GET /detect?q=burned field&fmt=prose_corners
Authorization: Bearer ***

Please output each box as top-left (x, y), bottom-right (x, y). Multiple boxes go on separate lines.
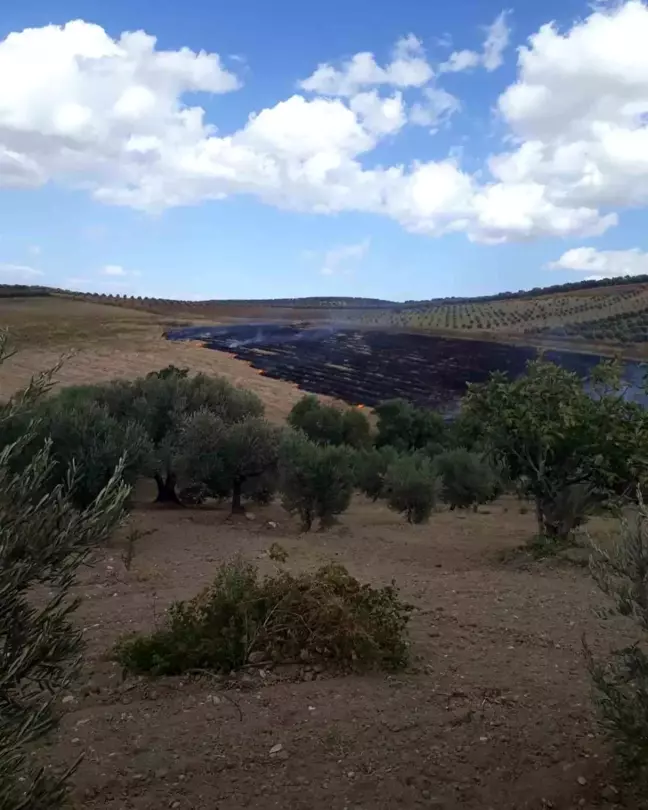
top-left (165, 323), bottom-right (616, 410)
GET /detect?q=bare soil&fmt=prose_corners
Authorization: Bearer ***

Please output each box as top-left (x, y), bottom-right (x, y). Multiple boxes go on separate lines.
top-left (46, 496), bottom-right (641, 810)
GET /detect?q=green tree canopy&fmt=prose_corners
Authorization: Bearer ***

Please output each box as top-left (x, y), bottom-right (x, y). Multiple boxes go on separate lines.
top-left (462, 358), bottom-right (648, 541)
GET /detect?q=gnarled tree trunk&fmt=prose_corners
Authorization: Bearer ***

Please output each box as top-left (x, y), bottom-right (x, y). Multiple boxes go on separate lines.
top-left (154, 471), bottom-right (184, 506)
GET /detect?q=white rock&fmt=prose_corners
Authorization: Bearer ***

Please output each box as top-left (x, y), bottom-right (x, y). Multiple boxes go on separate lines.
top-left (269, 743), bottom-right (283, 755)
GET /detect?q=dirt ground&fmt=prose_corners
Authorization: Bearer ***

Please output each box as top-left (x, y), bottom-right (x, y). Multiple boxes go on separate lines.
top-left (44, 495), bottom-right (641, 810)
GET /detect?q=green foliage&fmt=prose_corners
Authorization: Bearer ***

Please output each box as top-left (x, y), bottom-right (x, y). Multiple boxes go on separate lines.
top-left (383, 454), bottom-right (440, 524)
top-left (37, 397), bottom-right (153, 509)
top-left (585, 494), bottom-right (648, 784)
top-left (55, 370), bottom-right (265, 503)
top-left (433, 448), bottom-right (500, 510)
top-left (115, 557), bottom-right (412, 676)
top-left (0, 332), bottom-right (129, 810)
top-left (375, 399), bottom-right (446, 453)
top-left (175, 410), bottom-right (281, 512)
top-left (463, 359), bottom-right (648, 543)
top-left (279, 432), bottom-right (354, 530)
top-left (341, 407), bottom-right (372, 448)
top-left (445, 409), bottom-right (488, 452)
top-left (354, 446), bottom-right (400, 501)
top-left (288, 395), bottom-right (371, 448)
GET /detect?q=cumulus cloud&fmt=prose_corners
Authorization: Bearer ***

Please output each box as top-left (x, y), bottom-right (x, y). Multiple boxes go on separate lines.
top-left (409, 87), bottom-right (461, 131)
top-left (492, 0), bottom-right (648, 218)
top-left (299, 35), bottom-right (433, 97)
top-left (549, 247), bottom-right (648, 279)
top-left (440, 11), bottom-right (511, 73)
top-left (0, 6), bottom-right (647, 245)
top-left (321, 239), bottom-right (370, 275)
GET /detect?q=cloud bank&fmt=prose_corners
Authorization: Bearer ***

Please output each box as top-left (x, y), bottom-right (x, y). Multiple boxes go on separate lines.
top-left (0, 2), bottom-right (647, 246)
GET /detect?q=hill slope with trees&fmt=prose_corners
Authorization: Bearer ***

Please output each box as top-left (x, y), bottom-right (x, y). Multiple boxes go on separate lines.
top-left (5, 274), bottom-right (648, 351)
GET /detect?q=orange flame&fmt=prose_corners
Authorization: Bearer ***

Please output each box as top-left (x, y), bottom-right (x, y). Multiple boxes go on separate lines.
top-left (356, 404), bottom-right (365, 409)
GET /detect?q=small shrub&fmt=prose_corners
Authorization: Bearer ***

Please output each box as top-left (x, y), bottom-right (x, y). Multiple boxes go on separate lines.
top-left (115, 557), bottom-right (412, 675)
top-left (433, 448), bottom-right (500, 510)
top-left (279, 432), bottom-right (354, 530)
top-left (384, 454), bottom-right (440, 524)
top-left (146, 365), bottom-right (189, 380)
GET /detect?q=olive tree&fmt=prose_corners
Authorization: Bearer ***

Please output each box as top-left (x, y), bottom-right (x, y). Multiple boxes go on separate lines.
top-left (279, 431), bottom-right (355, 530)
top-left (56, 370), bottom-right (265, 504)
top-left (288, 395), bottom-right (371, 449)
top-left (383, 454), bottom-right (441, 524)
top-left (354, 446), bottom-right (400, 501)
top-left (462, 359), bottom-right (648, 543)
top-left (0, 333), bottom-right (128, 810)
top-left (375, 399), bottom-right (446, 453)
top-left (433, 448), bottom-right (501, 511)
top-left (37, 397), bottom-right (153, 509)
top-left (175, 410), bottom-right (282, 513)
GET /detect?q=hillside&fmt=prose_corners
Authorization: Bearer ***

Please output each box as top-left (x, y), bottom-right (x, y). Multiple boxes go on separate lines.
top-left (5, 274), bottom-right (648, 354)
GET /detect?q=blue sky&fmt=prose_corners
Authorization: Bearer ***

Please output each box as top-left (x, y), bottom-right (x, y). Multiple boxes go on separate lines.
top-left (0, 0), bottom-right (647, 301)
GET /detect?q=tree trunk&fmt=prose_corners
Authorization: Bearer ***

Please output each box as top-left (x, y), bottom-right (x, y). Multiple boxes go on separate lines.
top-left (535, 497), bottom-right (545, 537)
top-left (301, 508), bottom-right (313, 532)
top-left (154, 472), bottom-right (184, 506)
top-left (231, 478), bottom-right (245, 514)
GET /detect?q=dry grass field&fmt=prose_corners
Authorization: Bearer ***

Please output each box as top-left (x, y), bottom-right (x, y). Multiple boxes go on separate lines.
top-left (0, 296), bottom-right (325, 422)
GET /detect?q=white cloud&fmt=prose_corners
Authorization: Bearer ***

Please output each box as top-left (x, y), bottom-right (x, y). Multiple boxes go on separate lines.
top-left (440, 11), bottom-right (511, 73)
top-left (349, 91), bottom-right (407, 137)
top-left (409, 87), bottom-right (461, 131)
top-left (0, 263), bottom-right (43, 281)
top-left (321, 239), bottom-right (370, 275)
top-left (549, 247), bottom-right (648, 279)
top-left (0, 19), bottom-right (240, 191)
top-left (101, 264), bottom-right (127, 276)
top-left (299, 35), bottom-right (433, 97)
top-left (0, 6), bottom-right (647, 245)
top-left (491, 0), bottom-right (648, 220)
top-left (440, 50), bottom-right (481, 73)
top-left (482, 11), bottom-right (511, 71)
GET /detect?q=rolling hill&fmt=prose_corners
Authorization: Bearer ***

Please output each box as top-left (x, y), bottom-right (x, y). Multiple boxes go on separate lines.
top-left (4, 274), bottom-right (648, 354)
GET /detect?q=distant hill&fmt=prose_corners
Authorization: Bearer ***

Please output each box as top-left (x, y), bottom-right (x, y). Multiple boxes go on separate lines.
top-left (5, 274), bottom-right (648, 349)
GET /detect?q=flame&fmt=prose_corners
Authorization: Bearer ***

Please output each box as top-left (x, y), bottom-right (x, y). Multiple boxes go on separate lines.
top-left (356, 404), bottom-right (365, 409)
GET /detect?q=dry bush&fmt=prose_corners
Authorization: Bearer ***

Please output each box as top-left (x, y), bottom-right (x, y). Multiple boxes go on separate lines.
top-left (115, 557), bottom-right (412, 676)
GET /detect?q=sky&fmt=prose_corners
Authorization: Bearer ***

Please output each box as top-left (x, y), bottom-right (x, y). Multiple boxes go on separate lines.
top-left (0, 0), bottom-right (647, 301)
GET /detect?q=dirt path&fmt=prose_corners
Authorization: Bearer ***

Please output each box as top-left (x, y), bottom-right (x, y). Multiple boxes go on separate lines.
top-left (45, 497), bottom-right (638, 810)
